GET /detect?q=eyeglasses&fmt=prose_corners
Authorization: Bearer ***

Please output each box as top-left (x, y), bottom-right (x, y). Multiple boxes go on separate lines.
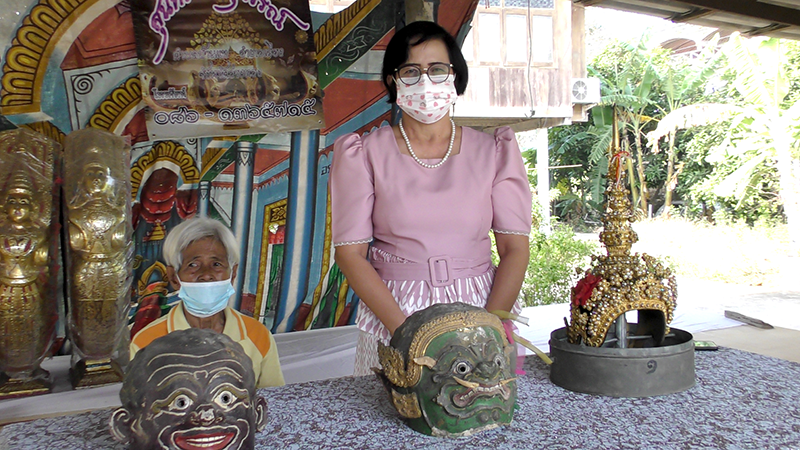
top-left (394, 62), bottom-right (454, 86)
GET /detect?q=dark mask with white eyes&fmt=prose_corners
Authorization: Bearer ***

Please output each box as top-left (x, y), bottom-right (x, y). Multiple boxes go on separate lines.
top-left (377, 303), bottom-right (517, 437)
top-left (110, 328), bottom-right (268, 449)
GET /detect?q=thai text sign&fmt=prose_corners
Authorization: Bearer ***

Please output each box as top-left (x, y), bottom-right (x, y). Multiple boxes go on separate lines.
top-left (131, 0), bottom-right (324, 139)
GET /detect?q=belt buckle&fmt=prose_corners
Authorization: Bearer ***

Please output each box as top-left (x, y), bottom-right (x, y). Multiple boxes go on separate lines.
top-left (428, 255), bottom-right (453, 287)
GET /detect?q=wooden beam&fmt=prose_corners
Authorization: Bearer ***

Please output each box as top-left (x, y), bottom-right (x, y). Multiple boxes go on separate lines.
top-left (672, 0), bottom-right (800, 28)
top-left (574, 0), bottom-right (607, 6)
top-left (744, 22), bottom-right (790, 36)
top-left (669, 6), bottom-right (713, 22)
top-left (725, 310), bottom-right (774, 329)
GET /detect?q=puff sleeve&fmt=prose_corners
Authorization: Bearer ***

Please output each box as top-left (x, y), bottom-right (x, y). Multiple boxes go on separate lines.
top-left (330, 133), bottom-right (375, 246)
top-left (491, 127), bottom-right (533, 236)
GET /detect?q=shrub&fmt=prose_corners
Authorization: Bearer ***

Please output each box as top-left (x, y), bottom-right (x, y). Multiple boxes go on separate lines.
top-left (496, 223), bottom-right (599, 307)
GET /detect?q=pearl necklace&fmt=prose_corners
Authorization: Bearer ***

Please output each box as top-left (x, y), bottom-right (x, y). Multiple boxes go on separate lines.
top-left (399, 118), bottom-right (455, 169)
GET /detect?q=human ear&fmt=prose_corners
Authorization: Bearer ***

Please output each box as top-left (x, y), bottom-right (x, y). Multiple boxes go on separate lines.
top-left (166, 266), bottom-right (180, 290)
top-left (109, 408), bottom-right (134, 444)
top-left (254, 396), bottom-right (268, 431)
top-left (230, 264), bottom-right (239, 284)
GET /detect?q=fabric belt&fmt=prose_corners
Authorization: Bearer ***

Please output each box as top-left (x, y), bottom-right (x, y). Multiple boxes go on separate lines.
top-left (371, 255), bottom-right (492, 287)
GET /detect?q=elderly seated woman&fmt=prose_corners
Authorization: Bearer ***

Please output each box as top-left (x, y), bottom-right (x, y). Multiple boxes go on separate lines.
top-left (130, 217), bottom-right (285, 387)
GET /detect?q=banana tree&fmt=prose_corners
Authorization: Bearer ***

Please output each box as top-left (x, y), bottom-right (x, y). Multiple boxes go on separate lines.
top-left (590, 39), bottom-right (661, 214)
top-left (546, 125), bottom-right (610, 215)
top-left (647, 34), bottom-right (800, 254)
top-left (651, 36), bottom-right (723, 214)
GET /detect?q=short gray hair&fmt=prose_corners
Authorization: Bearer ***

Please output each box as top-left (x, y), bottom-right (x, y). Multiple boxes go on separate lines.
top-left (162, 217), bottom-right (239, 269)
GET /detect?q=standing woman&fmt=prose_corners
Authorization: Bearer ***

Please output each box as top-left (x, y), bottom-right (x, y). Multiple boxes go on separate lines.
top-left (330, 21), bottom-right (532, 376)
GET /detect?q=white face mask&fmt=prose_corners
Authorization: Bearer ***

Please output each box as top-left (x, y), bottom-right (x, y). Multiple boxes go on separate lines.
top-left (178, 276), bottom-right (235, 318)
top-left (395, 75), bottom-right (457, 124)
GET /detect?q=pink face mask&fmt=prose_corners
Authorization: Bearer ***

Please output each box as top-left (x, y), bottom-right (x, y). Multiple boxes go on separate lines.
top-left (396, 75), bottom-right (457, 124)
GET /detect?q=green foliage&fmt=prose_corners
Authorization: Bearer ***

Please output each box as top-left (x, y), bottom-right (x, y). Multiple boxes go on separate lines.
top-left (643, 151), bottom-right (668, 185)
top-left (723, 36), bottom-right (789, 107)
top-left (671, 35), bottom-right (800, 225)
top-left (674, 125), bottom-right (720, 216)
top-left (548, 31), bottom-right (800, 228)
top-left (519, 224), bottom-right (599, 307)
top-left (490, 205), bottom-right (599, 307)
top-left (537, 123), bottom-right (606, 229)
top-left (544, 38), bottom-right (683, 223)
top-left (782, 39), bottom-right (800, 108)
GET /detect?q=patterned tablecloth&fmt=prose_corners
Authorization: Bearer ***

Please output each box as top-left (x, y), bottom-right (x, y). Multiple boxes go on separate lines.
top-left (1, 347), bottom-right (799, 449)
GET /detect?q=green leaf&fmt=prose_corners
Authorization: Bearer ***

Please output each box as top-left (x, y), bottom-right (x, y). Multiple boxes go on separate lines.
top-left (714, 152), bottom-right (768, 198)
top-left (592, 105), bottom-right (614, 127)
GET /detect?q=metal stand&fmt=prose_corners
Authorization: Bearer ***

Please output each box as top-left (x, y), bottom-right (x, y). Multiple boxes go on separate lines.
top-left (549, 326), bottom-right (696, 397)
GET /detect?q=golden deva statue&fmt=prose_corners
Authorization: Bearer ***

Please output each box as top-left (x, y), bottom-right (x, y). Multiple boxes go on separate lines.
top-left (0, 128), bottom-right (59, 399)
top-left (64, 128), bottom-right (133, 388)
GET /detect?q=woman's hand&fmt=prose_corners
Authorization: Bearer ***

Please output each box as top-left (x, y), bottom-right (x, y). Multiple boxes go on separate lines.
top-left (333, 243), bottom-right (406, 335)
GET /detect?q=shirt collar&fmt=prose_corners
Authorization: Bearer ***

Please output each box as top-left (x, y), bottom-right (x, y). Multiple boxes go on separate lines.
top-left (169, 302), bottom-right (245, 340)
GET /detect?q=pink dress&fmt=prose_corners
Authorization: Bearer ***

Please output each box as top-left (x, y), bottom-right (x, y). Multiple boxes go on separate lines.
top-left (330, 125), bottom-right (532, 371)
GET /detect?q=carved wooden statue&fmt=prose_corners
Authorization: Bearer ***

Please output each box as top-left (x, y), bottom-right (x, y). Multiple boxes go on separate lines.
top-left (64, 128), bottom-right (133, 388)
top-left (0, 128), bottom-right (59, 399)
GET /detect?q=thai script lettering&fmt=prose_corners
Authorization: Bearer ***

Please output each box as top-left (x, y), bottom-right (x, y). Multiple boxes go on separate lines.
top-left (198, 65), bottom-right (263, 80)
top-left (173, 45), bottom-right (284, 62)
top-left (151, 86), bottom-right (188, 101)
top-left (217, 98), bottom-right (317, 122)
top-left (153, 106), bottom-right (200, 125)
top-left (149, 0), bottom-right (308, 65)
top-left (238, 46), bottom-right (284, 59)
top-left (213, 0), bottom-right (310, 32)
top-left (149, 0), bottom-right (192, 65)
top-left (173, 46), bottom-right (231, 61)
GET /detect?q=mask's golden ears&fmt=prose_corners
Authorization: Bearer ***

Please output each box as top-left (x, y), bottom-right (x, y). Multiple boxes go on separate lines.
top-left (413, 356), bottom-right (437, 368)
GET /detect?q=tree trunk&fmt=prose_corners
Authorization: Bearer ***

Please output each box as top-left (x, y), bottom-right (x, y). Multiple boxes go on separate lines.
top-left (620, 138), bottom-right (639, 210)
top-left (626, 155), bottom-right (638, 211)
top-left (664, 131), bottom-right (676, 217)
top-left (634, 131), bottom-right (649, 214)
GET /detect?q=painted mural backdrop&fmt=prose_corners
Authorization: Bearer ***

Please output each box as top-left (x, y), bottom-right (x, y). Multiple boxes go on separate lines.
top-left (0, 0), bottom-right (478, 342)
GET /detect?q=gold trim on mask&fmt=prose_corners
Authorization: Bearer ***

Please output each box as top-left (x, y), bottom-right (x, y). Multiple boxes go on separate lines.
top-left (379, 310), bottom-right (507, 388)
top-left (390, 390), bottom-right (422, 419)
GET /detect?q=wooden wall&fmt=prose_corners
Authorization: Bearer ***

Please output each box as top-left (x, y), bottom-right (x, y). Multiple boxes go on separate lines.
top-left (457, 0), bottom-right (586, 129)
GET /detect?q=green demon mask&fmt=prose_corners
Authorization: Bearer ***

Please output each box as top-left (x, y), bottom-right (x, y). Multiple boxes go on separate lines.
top-left (110, 328), bottom-right (268, 449)
top-left (377, 303), bottom-right (517, 437)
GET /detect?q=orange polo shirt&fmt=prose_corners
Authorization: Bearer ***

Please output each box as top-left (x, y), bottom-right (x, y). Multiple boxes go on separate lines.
top-left (130, 303), bottom-right (285, 388)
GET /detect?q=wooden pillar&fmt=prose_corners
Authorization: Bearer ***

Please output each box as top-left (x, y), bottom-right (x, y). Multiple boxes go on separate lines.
top-left (405, 0), bottom-right (436, 24)
top-left (391, 0), bottom-right (437, 125)
top-left (535, 128), bottom-right (551, 235)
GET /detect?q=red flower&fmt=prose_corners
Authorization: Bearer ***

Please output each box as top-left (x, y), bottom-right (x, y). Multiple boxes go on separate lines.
top-left (572, 273), bottom-right (601, 307)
